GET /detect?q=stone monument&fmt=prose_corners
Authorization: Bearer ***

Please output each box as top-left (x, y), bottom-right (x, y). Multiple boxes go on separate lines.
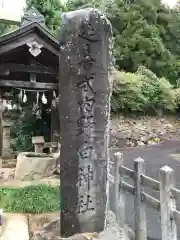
top-left (32, 136), bottom-right (45, 153)
top-left (2, 120), bottom-right (13, 159)
top-left (59, 8), bottom-right (112, 236)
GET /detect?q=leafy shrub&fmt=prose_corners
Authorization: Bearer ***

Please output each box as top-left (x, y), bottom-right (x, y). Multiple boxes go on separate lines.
top-left (138, 66), bottom-right (176, 111)
top-left (111, 70), bottom-right (147, 112)
top-left (112, 66), bottom-right (176, 113)
top-left (172, 88), bottom-right (180, 106)
top-left (157, 77), bottom-right (176, 111)
top-left (10, 105), bottom-right (51, 152)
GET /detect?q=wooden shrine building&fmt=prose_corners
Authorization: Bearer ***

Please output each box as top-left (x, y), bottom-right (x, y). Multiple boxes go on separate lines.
top-left (0, 8), bottom-right (60, 156)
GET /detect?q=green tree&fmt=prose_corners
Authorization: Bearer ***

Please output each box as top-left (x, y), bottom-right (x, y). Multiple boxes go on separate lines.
top-left (66, 0), bottom-right (178, 83)
top-left (107, 0), bottom-right (174, 76)
top-left (111, 70), bottom-right (146, 113)
top-left (0, 23), bottom-right (18, 36)
top-left (26, 0), bottom-right (67, 36)
top-left (111, 67), bottom-right (176, 114)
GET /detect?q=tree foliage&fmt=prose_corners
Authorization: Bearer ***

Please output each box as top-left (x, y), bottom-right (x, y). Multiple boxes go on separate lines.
top-left (25, 0), bottom-right (180, 84)
top-left (26, 0), bottom-right (67, 36)
top-left (0, 23), bottom-right (18, 36)
top-left (61, 0), bottom-right (180, 86)
top-left (111, 67), bottom-right (176, 114)
top-left (10, 106), bottom-right (51, 152)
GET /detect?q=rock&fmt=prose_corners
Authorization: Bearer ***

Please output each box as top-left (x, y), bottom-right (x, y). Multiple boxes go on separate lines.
top-left (0, 168), bottom-right (15, 180)
top-left (33, 217), bottom-right (98, 240)
top-left (109, 116), bottom-right (180, 148)
top-left (2, 159), bottom-right (16, 168)
top-left (51, 146), bottom-right (60, 175)
top-left (14, 152), bottom-right (56, 181)
top-left (32, 218), bottom-right (60, 240)
top-left (28, 212), bottom-right (60, 238)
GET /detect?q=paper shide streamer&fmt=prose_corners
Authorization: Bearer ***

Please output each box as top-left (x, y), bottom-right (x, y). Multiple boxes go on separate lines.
top-left (5, 88), bottom-right (55, 118)
top-left (14, 89), bottom-right (48, 118)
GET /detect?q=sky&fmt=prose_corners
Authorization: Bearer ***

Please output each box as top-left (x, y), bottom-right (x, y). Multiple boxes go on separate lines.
top-left (163, 0), bottom-right (177, 7)
top-left (0, 0), bottom-right (178, 23)
top-left (0, 0), bottom-right (26, 22)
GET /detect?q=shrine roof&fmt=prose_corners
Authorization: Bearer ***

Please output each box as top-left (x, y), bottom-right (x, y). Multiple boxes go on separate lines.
top-left (0, 21), bottom-right (59, 45)
top-left (0, 22), bottom-right (59, 57)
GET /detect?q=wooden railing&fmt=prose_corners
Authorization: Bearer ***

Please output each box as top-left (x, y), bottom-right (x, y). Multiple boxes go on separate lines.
top-left (108, 152), bottom-right (180, 240)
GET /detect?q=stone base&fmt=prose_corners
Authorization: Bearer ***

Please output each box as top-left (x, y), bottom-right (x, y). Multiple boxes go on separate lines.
top-left (2, 148), bottom-right (13, 159)
top-left (14, 152), bottom-right (56, 181)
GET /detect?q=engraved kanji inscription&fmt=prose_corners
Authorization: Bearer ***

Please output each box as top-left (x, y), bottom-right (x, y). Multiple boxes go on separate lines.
top-left (59, 8), bottom-right (112, 235)
top-left (77, 80), bottom-right (96, 98)
top-left (77, 115), bottom-right (95, 128)
top-left (83, 43), bottom-right (91, 55)
top-left (78, 165), bottom-right (93, 190)
top-left (79, 43), bottom-right (95, 70)
top-left (78, 97), bottom-right (95, 114)
top-left (77, 194), bottom-right (95, 214)
top-left (77, 145), bottom-right (93, 160)
top-left (77, 73), bottom-right (95, 85)
top-left (76, 74), bottom-right (96, 137)
top-left (79, 21), bottom-right (101, 42)
top-left (77, 115), bottom-right (95, 136)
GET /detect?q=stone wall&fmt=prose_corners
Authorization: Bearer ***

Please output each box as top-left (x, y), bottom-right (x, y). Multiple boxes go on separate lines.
top-left (110, 116), bottom-right (180, 148)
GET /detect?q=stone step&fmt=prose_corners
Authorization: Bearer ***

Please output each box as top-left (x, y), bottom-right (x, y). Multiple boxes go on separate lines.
top-left (1, 213), bottom-right (29, 240)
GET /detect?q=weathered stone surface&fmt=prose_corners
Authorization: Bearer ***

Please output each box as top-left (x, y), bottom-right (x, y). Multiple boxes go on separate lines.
top-left (14, 152), bottom-right (56, 180)
top-left (59, 8), bottom-right (111, 236)
top-left (51, 143), bottom-right (61, 175)
top-left (2, 121), bottom-right (13, 159)
top-left (59, 8), bottom-right (112, 236)
top-left (32, 218), bottom-right (60, 240)
top-left (32, 218), bottom-right (99, 240)
top-left (2, 158), bottom-right (16, 168)
top-left (0, 168), bottom-right (15, 180)
top-left (51, 97), bottom-right (60, 143)
top-left (98, 211), bottom-right (130, 240)
top-left (28, 212), bottom-right (60, 238)
top-left (32, 136), bottom-right (45, 153)
top-left (32, 212), bottom-right (130, 240)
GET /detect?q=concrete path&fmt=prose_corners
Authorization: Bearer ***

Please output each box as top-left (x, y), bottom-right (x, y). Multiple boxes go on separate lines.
top-left (118, 140), bottom-right (180, 240)
top-left (2, 213), bottom-right (29, 240)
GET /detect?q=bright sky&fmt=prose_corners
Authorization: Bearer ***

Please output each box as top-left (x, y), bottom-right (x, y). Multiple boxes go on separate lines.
top-left (163, 0), bottom-right (178, 7)
top-left (0, 0), bottom-right (26, 22)
top-left (0, 0), bottom-right (178, 23)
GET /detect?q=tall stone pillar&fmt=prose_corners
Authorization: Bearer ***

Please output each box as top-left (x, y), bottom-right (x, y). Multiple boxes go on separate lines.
top-left (2, 121), bottom-right (12, 159)
top-left (59, 8), bottom-right (112, 236)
